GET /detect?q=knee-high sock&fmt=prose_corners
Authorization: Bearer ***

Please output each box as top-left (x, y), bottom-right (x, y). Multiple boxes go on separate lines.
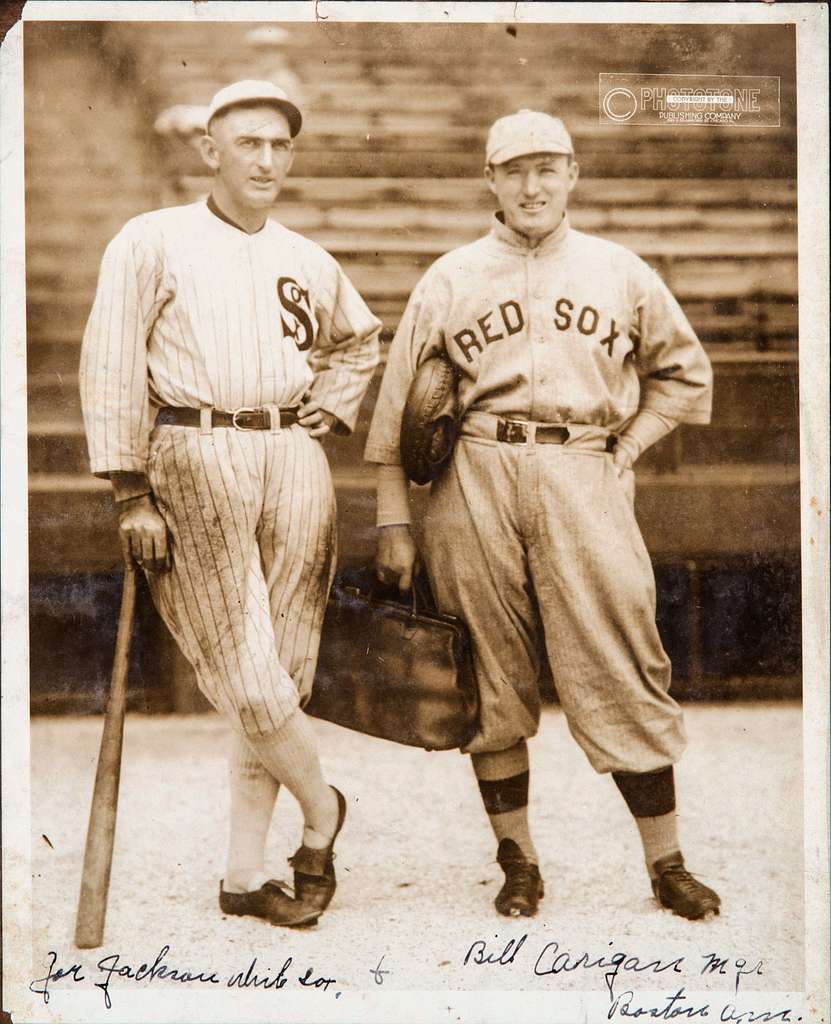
top-left (224, 732), bottom-right (279, 893)
top-left (471, 741), bottom-right (538, 864)
top-left (613, 766), bottom-right (680, 877)
top-left (244, 709), bottom-right (338, 849)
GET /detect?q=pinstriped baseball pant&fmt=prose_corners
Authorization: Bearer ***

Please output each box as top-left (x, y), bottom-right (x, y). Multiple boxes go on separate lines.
top-left (145, 423), bottom-right (336, 738)
top-left (420, 433), bottom-right (687, 773)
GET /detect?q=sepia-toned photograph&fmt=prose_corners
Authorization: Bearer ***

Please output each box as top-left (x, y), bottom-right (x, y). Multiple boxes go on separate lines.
top-left (1, 3), bottom-right (828, 1022)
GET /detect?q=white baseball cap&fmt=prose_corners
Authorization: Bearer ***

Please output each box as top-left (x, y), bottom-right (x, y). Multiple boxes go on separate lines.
top-left (486, 109), bottom-right (573, 165)
top-left (206, 79), bottom-right (303, 137)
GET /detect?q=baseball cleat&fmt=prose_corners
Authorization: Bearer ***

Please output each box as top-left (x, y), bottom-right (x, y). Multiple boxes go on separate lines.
top-left (495, 838), bottom-right (545, 917)
top-left (219, 879), bottom-right (320, 928)
top-left (651, 852), bottom-right (721, 920)
top-left (289, 786), bottom-right (347, 914)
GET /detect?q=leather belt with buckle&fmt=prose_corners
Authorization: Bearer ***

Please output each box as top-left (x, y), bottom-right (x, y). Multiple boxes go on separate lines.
top-left (155, 406), bottom-right (300, 430)
top-left (495, 419), bottom-right (571, 445)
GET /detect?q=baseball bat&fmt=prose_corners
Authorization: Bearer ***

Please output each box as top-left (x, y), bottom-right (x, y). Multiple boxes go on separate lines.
top-left (74, 556), bottom-right (138, 949)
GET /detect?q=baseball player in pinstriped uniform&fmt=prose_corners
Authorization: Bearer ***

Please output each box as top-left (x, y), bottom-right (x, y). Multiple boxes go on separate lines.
top-left (80, 80), bottom-right (381, 928)
top-left (366, 110), bottom-right (722, 920)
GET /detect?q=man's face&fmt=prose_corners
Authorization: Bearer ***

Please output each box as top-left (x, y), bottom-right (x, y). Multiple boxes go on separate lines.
top-left (201, 104), bottom-right (295, 216)
top-left (485, 152), bottom-right (578, 241)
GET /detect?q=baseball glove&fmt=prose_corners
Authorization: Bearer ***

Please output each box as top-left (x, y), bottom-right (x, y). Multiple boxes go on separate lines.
top-left (400, 354), bottom-right (460, 485)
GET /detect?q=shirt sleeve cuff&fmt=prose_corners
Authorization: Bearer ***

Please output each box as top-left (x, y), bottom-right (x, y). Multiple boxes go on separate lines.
top-left (320, 409), bottom-right (349, 436)
top-left (376, 464), bottom-right (411, 527)
top-left (110, 471), bottom-right (152, 502)
top-left (618, 408), bottom-right (679, 461)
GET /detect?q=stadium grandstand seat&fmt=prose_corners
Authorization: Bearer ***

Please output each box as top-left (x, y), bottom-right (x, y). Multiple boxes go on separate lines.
top-left (25, 19), bottom-right (800, 707)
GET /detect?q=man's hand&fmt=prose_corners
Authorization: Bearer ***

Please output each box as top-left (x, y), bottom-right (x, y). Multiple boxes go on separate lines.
top-left (376, 524), bottom-right (418, 593)
top-left (612, 444), bottom-right (635, 478)
top-left (298, 397), bottom-right (337, 438)
top-left (118, 495), bottom-right (171, 573)
top-left (612, 411), bottom-right (678, 478)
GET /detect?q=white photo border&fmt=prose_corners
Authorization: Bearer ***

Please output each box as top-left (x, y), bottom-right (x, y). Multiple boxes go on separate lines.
top-left (2, 3), bottom-right (828, 1022)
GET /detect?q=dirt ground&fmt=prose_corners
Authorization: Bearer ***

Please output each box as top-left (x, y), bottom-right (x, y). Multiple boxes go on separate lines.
top-left (26, 702), bottom-right (803, 1017)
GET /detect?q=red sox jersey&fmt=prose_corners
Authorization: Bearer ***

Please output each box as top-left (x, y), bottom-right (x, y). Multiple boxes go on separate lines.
top-left (81, 199), bottom-right (381, 476)
top-left (364, 214), bottom-right (712, 465)
top-left (365, 212), bottom-right (711, 766)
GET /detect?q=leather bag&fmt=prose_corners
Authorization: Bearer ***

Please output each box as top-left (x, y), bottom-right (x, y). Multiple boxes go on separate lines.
top-left (306, 566), bottom-right (479, 751)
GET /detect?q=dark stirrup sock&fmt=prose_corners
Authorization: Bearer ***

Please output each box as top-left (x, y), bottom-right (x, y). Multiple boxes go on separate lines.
top-left (477, 770), bottom-right (530, 815)
top-left (473, 743), bottom-right (538, 864)
top-left (613, 766), bottom-right (680, 878)
top-left (613, 766), bottom-right (676, 817)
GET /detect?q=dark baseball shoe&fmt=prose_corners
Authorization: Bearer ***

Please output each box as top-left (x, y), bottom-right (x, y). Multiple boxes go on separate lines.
top-left (495, 839), bottom-right (545, 917)
top-left (219, 879), bottom-right (320, 928)
top-left (651, 852), bottom-right (721, 920)
top-left (289, 786), bottom-right (347, 914)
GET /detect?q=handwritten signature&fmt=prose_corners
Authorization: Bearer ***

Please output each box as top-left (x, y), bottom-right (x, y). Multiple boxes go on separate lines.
top-left (608, 988), bottom-right (799, 1022)
top-left (464, 936), bottom-right (765, 997)
top-left (28, 938), bottom-right (797, 1022)
top-left (462, 935), bottom-right (797, 1023)
top-left (29, 946), bottom-right (339, 1009)
top-left (28, 951), bottom-right (85, 1005)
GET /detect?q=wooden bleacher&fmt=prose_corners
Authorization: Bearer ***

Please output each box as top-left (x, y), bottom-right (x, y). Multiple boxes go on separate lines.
top-left (25, 20), bottom-right (800, 706)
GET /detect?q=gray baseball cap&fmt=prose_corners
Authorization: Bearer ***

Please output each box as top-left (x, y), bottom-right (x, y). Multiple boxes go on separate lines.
top-left (486, 109), bottom-right (573, 165)
top-left (207, 79), bottom-right (302, 137)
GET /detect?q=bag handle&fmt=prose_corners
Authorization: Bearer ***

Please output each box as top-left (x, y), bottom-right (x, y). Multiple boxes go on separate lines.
top-left (343, 567), bottom-right (436, 618)
top-left (368, 578), bottom-right (422, 617)
top-left (410, 573), bottom-right (436, 615)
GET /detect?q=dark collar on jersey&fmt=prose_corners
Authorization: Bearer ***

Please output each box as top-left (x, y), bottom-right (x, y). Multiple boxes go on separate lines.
top-left (206, 194), bottom-right (267, 235)
top-left (491, 211), bottom-right (570, 254)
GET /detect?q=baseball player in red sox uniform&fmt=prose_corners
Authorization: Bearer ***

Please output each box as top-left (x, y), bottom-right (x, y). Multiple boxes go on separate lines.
top-left (80, 81), bottom-right (381, 928)
top-left (366, 110), bottom-right (722, 920)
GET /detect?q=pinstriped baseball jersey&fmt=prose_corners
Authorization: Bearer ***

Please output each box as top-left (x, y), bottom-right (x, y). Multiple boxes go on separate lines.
top-left (79, 199), bottom-right (380, 738)
top-left (364, 214), bottom-right (711, 466)
top-left (80, 199), bottom-right (381, 477)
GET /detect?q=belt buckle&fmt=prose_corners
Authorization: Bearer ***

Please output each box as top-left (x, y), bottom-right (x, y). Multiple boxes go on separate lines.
top-left (497, 419), bottom-right (529, 444)
top-left (231, 406), bottom-right (261, 431)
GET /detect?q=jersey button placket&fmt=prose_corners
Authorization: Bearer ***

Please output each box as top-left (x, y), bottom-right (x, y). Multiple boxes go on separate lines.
top-left (529, 255), bottom-right (549, 421)
top-left (531, 250), bottom-right (543, 301)
top-left (531, 255), bottom-right (545, 345)
top-left (536, 255), bottom-right (557, 419)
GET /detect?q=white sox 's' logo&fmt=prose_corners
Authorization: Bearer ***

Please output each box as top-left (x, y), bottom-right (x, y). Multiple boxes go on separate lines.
top-left (277, 277), bottom-right (314, 351)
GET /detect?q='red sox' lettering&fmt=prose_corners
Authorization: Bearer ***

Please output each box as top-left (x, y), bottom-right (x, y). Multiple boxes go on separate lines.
top-left (454, 300), bottom-right (525, 361)
top-left (554, 296), bottom-right (619, 354)
top-left (454, 295), bottom-right (620, 363)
